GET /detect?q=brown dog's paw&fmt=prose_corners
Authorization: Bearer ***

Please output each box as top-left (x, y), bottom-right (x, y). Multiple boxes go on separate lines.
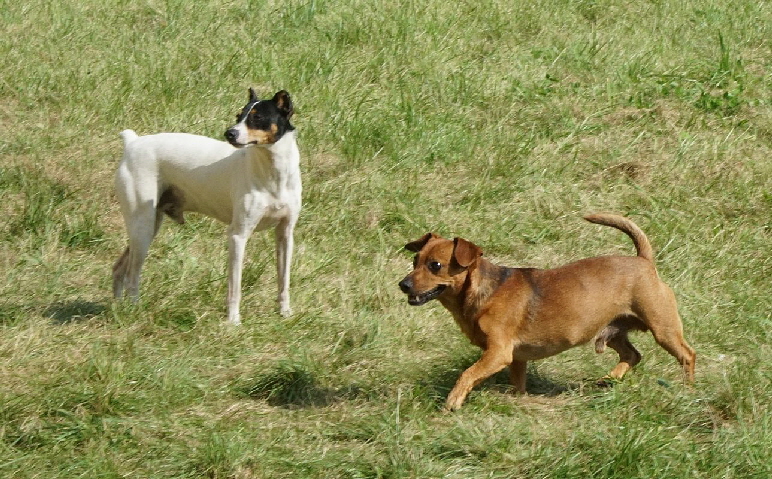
top-left (444, 392), bottom-right (465, 412)
top-left (595, 376), bottom-right (620, 388)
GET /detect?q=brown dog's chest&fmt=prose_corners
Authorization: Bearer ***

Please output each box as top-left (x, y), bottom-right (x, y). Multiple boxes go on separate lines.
top-left (453, 314), bottom-right (488, 349)
top-left (442, 266), bottom-right (534, 350)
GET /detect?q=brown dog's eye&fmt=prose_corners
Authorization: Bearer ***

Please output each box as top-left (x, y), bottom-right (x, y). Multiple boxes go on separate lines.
top-left (428, 261), bottom-right (442, 273)
top-left (412, 256), bottom-right (418, 268)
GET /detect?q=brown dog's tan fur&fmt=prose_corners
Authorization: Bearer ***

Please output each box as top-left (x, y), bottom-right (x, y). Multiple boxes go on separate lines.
top-left (398, 213), bottom-right (695, 411)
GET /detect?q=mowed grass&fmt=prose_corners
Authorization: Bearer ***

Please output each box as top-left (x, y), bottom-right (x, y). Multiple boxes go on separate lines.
top-left (1, 0), bottom-right (771, 477)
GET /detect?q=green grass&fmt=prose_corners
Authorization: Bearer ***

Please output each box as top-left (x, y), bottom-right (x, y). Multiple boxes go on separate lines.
top-left (1, 0), bottom-right (771, 477)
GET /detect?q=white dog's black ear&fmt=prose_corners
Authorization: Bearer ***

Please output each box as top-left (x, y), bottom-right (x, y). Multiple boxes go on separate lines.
top-left (248, 88), bottom-right (259, 103)
top-left (273, 90), bottom-right (294, 118)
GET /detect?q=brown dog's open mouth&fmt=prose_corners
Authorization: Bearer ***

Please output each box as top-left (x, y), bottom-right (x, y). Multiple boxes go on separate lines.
top-left (407, 285), bottom-right (447, 306)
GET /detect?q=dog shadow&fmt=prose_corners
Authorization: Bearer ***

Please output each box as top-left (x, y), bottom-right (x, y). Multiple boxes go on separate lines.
top-left (421, 355), bottom-right (577, 408)
top-left (235, 362), bottom-right (363, 409)
top-left (43, 300), bottom-right (107, 325)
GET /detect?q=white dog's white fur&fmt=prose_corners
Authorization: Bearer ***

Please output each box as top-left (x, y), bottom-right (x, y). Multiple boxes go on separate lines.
top-left (113, 111), bottom-right (301, 325)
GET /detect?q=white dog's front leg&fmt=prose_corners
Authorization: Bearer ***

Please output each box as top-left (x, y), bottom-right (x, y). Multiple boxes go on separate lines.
top-left (226, 231), bottom-right (249, 325)
top-left (275, 218), bottom-right (295, 317)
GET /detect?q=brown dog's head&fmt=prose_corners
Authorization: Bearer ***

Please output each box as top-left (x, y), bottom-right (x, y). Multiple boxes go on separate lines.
top-left (398, 233), bottom-right (482, 306)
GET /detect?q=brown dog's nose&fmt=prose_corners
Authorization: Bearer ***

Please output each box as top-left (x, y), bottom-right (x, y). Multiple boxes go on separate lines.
top-left (398, 277), bottom-right (412, 294)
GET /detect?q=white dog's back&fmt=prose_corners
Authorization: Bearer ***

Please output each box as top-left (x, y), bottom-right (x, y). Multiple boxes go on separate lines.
top-left (120, 131), bottom-right (236, 169)
top-left (117, 131), bottom-right (244, 223)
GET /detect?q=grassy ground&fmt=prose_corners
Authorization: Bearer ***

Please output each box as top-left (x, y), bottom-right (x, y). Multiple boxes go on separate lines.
top-left (1, 0), bottom-right (771, 477)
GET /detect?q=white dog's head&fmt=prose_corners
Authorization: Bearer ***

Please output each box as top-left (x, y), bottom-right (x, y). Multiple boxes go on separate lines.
top-left (224, 89), bottom-right (294, 147)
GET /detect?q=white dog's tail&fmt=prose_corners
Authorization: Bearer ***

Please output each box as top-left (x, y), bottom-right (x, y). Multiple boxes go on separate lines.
top-left (120, 129), bottom-right (139, 145)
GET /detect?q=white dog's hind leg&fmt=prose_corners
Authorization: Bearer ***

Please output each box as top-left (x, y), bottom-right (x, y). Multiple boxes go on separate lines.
top-left (114, 208), bottom-right (166, 299)
top-left (112, 247), bottom-right (130, 298)
top-left (123, 205), bottom-right (159, 300)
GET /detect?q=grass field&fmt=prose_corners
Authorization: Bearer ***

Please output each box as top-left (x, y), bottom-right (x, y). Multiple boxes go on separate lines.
top-left (1, 0), bottom-right (771, 477)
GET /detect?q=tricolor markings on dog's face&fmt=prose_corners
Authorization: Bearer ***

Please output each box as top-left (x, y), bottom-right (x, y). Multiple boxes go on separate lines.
top-left (224, 89), bottom-right (294, 147)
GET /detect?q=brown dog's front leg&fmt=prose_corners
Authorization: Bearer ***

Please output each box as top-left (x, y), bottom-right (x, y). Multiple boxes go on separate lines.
top-left (445, 348), bottom-right (512, 411)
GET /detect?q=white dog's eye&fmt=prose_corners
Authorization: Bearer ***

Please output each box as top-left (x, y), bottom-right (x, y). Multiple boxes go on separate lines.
top-left (428, 261), bottom-right (441, 273)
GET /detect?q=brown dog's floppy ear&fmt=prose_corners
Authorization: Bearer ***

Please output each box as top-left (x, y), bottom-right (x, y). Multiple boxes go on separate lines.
top-left (404, 233), bottom-right (435, 252)
top-left (273, 90), bottom-right (294, 118)
top-left (248, 88), bottom-right (259, 103)
top-left (452, 237), bottom-right (482, 268)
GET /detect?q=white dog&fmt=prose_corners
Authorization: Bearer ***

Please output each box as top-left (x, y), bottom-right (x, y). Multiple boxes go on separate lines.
top-left (112, 89), bottom-right (301, 325)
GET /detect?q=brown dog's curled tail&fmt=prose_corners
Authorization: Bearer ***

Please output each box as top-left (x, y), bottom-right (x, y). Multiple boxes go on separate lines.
top-left (583, 213), bottom-right (654, 263)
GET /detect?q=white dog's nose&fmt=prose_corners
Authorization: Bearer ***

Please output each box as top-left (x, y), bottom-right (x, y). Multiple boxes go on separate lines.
top-left (224, 129), bottom-right (238, 143)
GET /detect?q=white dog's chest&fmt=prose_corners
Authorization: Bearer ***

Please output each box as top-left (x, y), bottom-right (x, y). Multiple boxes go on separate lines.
top-left (252, 197), bottom-right (292, 228)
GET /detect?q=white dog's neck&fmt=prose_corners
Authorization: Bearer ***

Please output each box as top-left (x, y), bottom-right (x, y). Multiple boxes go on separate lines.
top-left (246, 131), bottom-right (298, 166)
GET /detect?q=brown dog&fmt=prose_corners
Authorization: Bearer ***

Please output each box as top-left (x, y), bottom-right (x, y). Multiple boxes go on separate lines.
top-left (398, 214), bottom-right (695, 411)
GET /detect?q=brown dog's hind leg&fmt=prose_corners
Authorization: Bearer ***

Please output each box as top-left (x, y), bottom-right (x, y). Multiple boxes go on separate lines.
top-left (509, 360), bottom-right (527, 394)
top-left (636, 288), bottom-right (696, 382)
top-left (605, 334), bottom-right (642, 379)
top-left (650, 327), bottom-right (696, 382)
